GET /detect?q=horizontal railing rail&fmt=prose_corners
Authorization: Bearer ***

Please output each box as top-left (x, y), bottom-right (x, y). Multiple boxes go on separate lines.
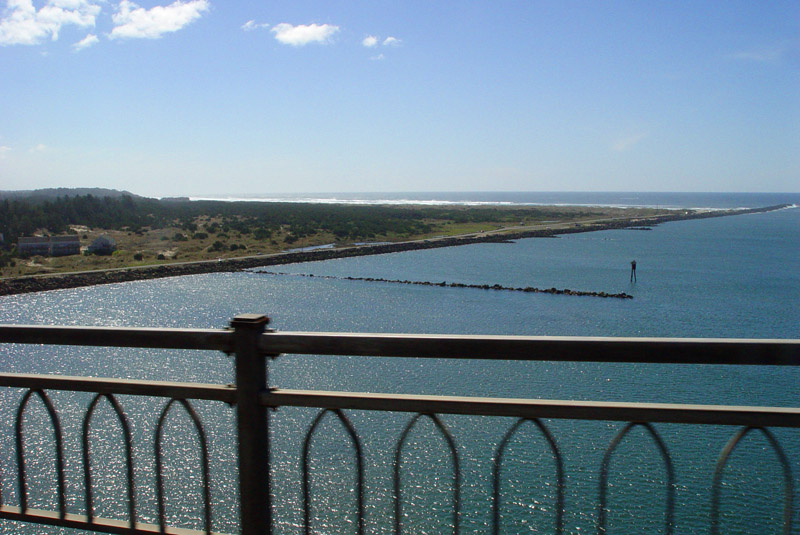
top-left (1, 317), bottom-right (799, 535)
top-left (261, 388), bottom-right (800, 427)
top-left (257, 331), bottom-right (800, 364)
top-left (0, 505), bottom-right (221, 535)
top-left (0, 324), bottom-right (233, 352)
top-left (3, 324), bottom-right (800, 364)
top-left (0, 372), bottom-right (235, 403)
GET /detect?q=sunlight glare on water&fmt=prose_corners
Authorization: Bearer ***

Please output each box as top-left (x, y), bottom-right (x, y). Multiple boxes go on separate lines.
top-left (0, 205), bottom-right (798, 533)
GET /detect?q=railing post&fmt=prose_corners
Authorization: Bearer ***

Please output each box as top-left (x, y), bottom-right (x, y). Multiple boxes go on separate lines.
top-left (231, 314), bottom-right (271, 535)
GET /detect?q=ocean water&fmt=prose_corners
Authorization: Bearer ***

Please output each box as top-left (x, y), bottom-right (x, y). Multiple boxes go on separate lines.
top-left (0, 194), bottom-right (798, 534)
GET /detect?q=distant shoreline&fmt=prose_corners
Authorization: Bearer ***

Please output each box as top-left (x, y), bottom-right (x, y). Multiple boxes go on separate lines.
top-left (187, 191), bottom-right (799, 210)
top-left (0, 204), bottom-right (790, 297)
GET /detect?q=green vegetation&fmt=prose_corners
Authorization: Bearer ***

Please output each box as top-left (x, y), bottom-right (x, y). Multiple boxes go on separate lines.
top-left (0, 192), bottom-right (672, 278)
top-left (0, 194), bottom-right (145, 243)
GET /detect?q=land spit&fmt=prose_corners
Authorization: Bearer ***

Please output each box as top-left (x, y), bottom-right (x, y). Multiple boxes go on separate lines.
top-left (0, 204), bottom-right (789, 297)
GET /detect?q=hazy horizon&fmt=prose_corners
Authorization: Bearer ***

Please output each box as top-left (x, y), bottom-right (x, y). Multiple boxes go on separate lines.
top-left (4, 187), bottom-right (800, 198)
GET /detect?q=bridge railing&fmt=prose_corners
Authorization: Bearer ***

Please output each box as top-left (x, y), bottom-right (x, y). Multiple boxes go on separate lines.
top-left (0, 314), bottom-right (798, 534)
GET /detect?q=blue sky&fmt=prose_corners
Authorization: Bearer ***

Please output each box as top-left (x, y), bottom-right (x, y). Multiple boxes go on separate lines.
top-left (1, 1), bottom-right (798, 197)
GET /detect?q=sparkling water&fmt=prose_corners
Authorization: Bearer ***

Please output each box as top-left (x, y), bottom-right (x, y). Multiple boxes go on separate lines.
top-left (0, 195), bottom-right (798, 533)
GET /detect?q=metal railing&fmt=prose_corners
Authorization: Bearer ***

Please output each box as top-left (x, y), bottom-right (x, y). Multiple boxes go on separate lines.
top-left (0, 314), bottom-right (798, 534)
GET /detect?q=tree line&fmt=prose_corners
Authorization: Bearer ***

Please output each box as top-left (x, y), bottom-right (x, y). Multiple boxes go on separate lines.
top-left (0, 195), bottom-right (149, 246)
top-left (0, 193), bottom-right (587, 253)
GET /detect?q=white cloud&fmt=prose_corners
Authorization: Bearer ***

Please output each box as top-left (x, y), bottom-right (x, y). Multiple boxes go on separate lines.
top-left (0, 146), bottom-right (11, 159)
top-left (362, 35), bottom-right (377, 47)
top-left (271, 22), bottom-right (339, 46)
top-left (728, 49), bottom-right (783, 64)
top-left (611, 132), bottom-right (647, 152)
top-left (382, 36), bottom-right (400, 47)
top-left (0, 0), bottom-right (101, 46)
top-left (241, 19), bottom-right (268, 31)
top-left (72, 32), bottom-right (97, 50)
top-left (28, 143), bottom-right (46, 154)
top-left (727, 40), bottom-right (800, 66)
top-left (369, 53), bottom-right (384, 61)
top-left (109, 0), bottom-right (209, 40)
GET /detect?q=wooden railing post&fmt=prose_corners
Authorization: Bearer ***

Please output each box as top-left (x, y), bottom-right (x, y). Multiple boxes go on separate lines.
top-left (231, 314), bottom-right (271, 535)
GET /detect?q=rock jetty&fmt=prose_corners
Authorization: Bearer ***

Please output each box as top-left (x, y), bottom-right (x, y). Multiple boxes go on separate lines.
top-left (253, 271), bottom-right (633, 299)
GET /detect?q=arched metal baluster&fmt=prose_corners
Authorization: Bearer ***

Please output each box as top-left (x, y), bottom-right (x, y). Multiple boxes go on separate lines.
top-left (154, 398), bottom-right (212, 535)
top-left (15, 389), bottom-right (67, 519)
top-left (393, 413), bottom-right (460, 535)
top-left (492, 418), bottom-right (564, 535)
top-left (710, 426), bottom-right (793, 535)
top-left (301, 408), bottom-right (365, 535)
top-left (82, 393), bottom-right (136, 530)
top-left (597, 422), bottom-right (674, 534)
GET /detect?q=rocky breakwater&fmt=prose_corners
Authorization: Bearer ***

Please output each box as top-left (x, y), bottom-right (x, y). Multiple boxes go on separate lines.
top-left (253, 271), bottom-right (633, 299)
top-left (0, 261), bottom-right (242, 296)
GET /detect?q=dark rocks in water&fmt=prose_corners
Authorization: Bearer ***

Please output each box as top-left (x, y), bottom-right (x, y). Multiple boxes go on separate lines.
top-left (626, 226), bottom-right (653, 231)
top-left (250, 270), bottom-right (632, 299)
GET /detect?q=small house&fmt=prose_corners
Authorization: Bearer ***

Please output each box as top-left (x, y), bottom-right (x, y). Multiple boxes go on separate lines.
top-left (17, 235), bottom-right (80, 257)
top-left (88, 235), bottom-right (116, 255)
top-left (51, 235), bottom-right (82, 256)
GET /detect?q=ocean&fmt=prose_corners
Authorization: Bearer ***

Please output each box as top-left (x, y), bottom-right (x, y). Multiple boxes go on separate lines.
top-left (0, 192), bottom-right (798, 534)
